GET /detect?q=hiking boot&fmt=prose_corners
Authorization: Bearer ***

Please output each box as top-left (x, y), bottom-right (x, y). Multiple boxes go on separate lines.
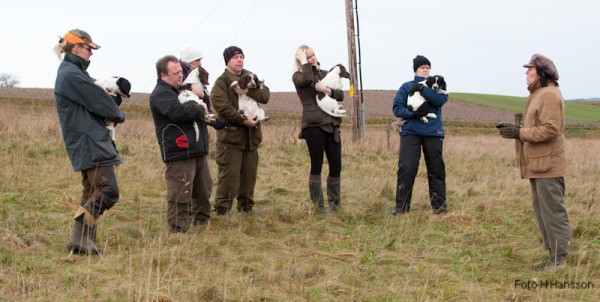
top-left (537, 254), bottom-right (567, 272)
top-left (433, 207), bottom-right (447, 215)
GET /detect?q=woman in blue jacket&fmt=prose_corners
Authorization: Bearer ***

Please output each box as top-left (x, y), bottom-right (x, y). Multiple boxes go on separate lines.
top-left (392, 55), bottom-right (448, 215)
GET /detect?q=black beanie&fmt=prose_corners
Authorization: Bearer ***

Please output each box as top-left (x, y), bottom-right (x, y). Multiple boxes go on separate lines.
top-left (413, 55), bottom-right (431, 71)
top-left (223, 46), bottom-right (244, 65)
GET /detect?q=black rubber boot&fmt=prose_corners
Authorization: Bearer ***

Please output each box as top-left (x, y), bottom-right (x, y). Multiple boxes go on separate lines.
top-left (309, 174), bottom-right (325, 212)
top-left (66, 208), bottom-right (102, 255)
top-left (327, 176), bottom-right (341, 212)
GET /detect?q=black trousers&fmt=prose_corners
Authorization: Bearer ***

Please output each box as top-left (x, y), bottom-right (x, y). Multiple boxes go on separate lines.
top-left (302, 127), bottom-right (341, 177)
top-left (395, 134), bottom-right (446, 212)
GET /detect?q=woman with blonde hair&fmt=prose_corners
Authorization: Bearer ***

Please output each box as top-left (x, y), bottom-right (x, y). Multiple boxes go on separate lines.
top-left (292, 45), bottom-right (345, 213)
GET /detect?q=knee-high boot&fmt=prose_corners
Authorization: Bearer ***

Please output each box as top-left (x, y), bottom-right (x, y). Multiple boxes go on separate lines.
top-left (327, 176), bottom-right (341, 212)
top-left (309, 174), bottom-right (325, 212)
top-left (67, 206), bottom-right (102, 255)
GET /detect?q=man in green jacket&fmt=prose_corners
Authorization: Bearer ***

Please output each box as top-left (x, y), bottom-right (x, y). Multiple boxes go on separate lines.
top-left (54, 29), bottom-right (125, 255)
top-left (210, 46), bottom-right (270, 214)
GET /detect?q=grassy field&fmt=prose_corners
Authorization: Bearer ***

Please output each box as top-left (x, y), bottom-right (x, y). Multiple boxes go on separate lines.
top-left (0, 99), bottom-right (599, 301)
top-left (451, 93), bottom-right (600, 122)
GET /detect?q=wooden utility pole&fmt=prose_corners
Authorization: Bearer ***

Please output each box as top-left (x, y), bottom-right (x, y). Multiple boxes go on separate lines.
top-left (345, 0), bottom-right (363, 141)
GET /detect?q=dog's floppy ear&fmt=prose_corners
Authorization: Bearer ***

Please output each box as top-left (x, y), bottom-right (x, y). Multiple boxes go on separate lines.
top-left (179, 83), bottom-right (193, 92)
top-left (337, 64), bottom-right (350, 78)
top-left (197, 66), bottom-right (209, 86)
top-left (434, 75), bottom-right (447, 90)
top-left (236, 74), bottom-right (249, 89)
top-left (115, 77), bottom-right (131, 97)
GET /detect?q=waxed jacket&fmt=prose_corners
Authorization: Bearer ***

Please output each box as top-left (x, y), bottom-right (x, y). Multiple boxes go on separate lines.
top-left (150, 79), bottom-right (208, 162)
top-left (393, 75), bottom-right (448, 137)
top-left (54, 53), bottom-right (125, 172)
top-left (517, 83), bottom-right (566, 179)
top-left (292, 63), bottom-right (344, 129)
top-left (210, 69), bottom-right (270, 150)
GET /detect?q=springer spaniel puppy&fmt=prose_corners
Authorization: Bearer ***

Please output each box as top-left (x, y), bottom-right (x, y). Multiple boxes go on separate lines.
top-left (231, 72), bottom-right (269, 122)
top-left (178, 83), bottom-right (211, 141)
top-left (95, 76), bottom-right (131, 142)
top-left (407, 75), bottom-right (448, 123)
top-left (180, 68), bottom-right (226, 130)
top-left (316, 64), bottom-right (349, 117)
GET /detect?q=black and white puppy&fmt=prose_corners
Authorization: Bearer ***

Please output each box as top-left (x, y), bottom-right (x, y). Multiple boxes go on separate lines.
top-left (95, 76), bottom-right (131, 142)
top-left (231, 73), bottom-right (269, 122)
top-left (407, 75), bottom-right (448, 123)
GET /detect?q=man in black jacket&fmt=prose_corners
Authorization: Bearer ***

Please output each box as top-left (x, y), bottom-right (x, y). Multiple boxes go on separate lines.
top-left (150, 55), bottom-right (212, 233)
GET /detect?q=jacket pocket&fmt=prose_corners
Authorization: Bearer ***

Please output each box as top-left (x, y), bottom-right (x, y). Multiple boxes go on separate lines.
top-left (217, 125), bottom-right (245, 146)
top-left (87, 129), bottom-right (117, 162)
top-left (165, 168), bottom-right (189, 203)
top-left (303, 105), bottom-right (322, 125)
top-left (526, 145), bottom-right (552, 173)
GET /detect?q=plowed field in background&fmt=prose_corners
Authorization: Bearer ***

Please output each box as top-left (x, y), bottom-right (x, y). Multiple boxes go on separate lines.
top-left (2, 87), bottom-right (597, 125)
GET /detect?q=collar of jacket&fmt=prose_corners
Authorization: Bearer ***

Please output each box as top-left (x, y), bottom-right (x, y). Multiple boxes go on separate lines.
top-left (64, 53), bottom-right (90, 70)
top-left (413, 75), bottom-right (426, 82)
top-left (311, 64), bottom-right (321, 75)
top-left (156, 79), bottom-right (179, 92)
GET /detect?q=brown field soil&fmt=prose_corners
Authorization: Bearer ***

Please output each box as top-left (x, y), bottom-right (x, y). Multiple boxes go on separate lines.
top-left (1, 87), bottom-right (596, 125)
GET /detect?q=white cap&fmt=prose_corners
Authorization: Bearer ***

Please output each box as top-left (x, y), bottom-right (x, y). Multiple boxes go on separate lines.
top-left (180, 43), bottom-right (203, 64)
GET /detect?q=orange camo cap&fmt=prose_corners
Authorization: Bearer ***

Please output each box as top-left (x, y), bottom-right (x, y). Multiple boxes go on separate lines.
top-left (63, 29), bottom-right (100, 49)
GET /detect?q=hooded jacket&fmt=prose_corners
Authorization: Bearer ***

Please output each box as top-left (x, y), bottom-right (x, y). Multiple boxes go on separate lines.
top-left (392, 75), bottom-right (448, 137)
top-left (210, 69), bottom-right (270, 150)
top-left (150, 79), bottom-right (208, 162)
top-left (517, 83), bottom-right (566, 179)
top-left (54, 53), bottom-right (125, 171)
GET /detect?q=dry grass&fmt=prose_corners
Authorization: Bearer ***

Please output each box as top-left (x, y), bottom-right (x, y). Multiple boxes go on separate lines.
top-left (0, 99), bottom-right (598, 301)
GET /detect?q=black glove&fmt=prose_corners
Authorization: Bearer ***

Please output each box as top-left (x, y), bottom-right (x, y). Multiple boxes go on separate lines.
top-left (209, 118), bottom-right (227, 130)
top-left (409, 83), bottom-right (424, 93)
top-left (414, 102), bottom-right (429, 118)
top-left (499, 127), bottom-right (520, 139)
top-left (116, 77), bottom-right (131, 97)
top-left (495, 123), bottom-right (519, 129)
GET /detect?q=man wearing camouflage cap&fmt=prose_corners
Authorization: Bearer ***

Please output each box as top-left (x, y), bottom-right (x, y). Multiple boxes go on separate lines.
top-left (54, 28), bottom-right (126, 255)
top-left (497, 54), bottom-right (571, 271)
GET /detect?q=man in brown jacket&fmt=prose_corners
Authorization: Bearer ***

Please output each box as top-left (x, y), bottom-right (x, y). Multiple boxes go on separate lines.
top-left (497, 54), bottom-right (571, 271)
top-left (210, 46), bottom-right (270, 214)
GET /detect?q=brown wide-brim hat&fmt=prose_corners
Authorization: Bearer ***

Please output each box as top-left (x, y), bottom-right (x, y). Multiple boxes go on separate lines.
top-left (523, 53), bottom-right (558, 81)
top-left (63, 28), bottom-right (100, 49)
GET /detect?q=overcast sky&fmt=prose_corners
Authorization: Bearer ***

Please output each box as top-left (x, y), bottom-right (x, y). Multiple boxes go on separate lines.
top-left (1, 0), bottom-right (598, 100)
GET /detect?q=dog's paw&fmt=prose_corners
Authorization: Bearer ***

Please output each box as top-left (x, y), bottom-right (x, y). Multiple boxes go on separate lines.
top-left (230, 81), bottom-right (238, 89)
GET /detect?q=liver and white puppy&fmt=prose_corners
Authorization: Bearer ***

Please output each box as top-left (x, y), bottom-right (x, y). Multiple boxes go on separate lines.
top-left (231, 73), bottom-right (269, 122)
top-left (316, 64), bottom-right (349, 117)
